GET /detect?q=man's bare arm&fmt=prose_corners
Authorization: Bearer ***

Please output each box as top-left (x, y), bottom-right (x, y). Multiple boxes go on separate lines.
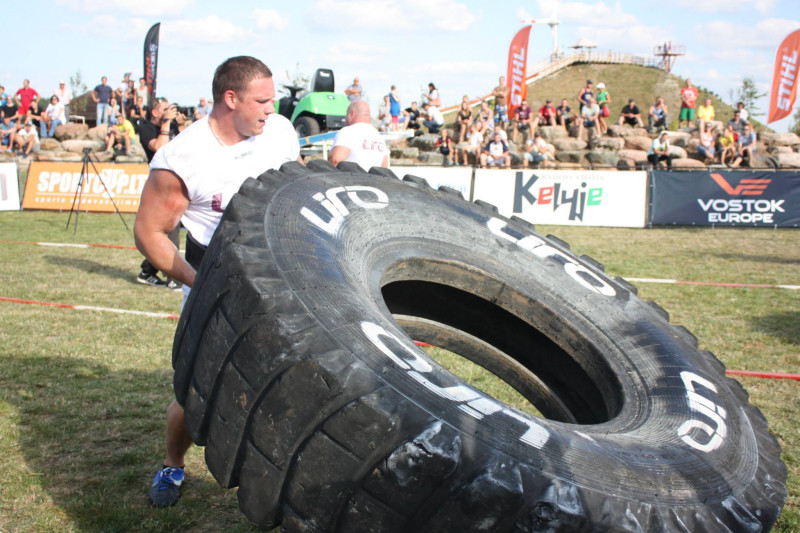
top-left (328, 145), bottom-right (351, 167)
top-left (134, 169), bottom-right (195, 287)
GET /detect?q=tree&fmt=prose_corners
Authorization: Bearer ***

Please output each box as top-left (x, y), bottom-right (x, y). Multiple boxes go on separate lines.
top-left (790, 106), bottom-right (800, 136)
top-left (69, 70), bottom-right (88, 96)
top-left (729, 76), bottom-right (767, 118)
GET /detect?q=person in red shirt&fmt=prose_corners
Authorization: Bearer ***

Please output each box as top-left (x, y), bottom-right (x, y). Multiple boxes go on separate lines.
top-left (14, 79), bottom-right (39, 122)
top-left (537, 99), bottom-right (557, 127)
top-left (678, 78), bottom-right (699, 129)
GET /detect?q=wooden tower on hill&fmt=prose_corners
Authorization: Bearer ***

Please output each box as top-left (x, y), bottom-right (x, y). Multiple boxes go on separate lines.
top-left (654, 42), bottom-right (686, 72)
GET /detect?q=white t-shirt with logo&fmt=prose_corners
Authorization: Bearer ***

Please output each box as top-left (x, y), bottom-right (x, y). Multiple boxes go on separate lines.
top-left (331, 122), bottom-right (388, 171)
top-left (150, 113), bottom-right (299, 246)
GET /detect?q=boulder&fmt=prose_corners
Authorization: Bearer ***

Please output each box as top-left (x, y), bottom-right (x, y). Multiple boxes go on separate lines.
top-left (618, 149), bottom-right (649, 163)
top-left (61, 139), bottom-right (106, 154)
top-left (552, 138), bottom-right (587, 151)
top-left (672, 158), bottom-right (707, 169)
top-left (87, 124), bottom-right (110, 142)
top-left (592, 137), bottom-right (624, 151)
top-left (39, 138), bottom-right (62, 151)
top-left (391, 146), bottom-right (420, 159)
top-left (555, 150), bottom-right (587, 164)
top-left (769, 145), bottom-right (794, 154)
top-left (624, 136), bottom-right (652, 151)
top-left (54, 151), bottom-right (84, 162)
top-left (114, 154), bottom-right (146, 163)
top-left (417, 151), bottom-right (444, 165)
top-left (538, 126), bottom-right (568, 141)
top-left (776, 152), bottom-right (800, 168)
top-left (54, 122), bottom-right (89, 141)
top-left (670, 146), bottom-right (688, 159)
top-left (585, 150), bottom-right (619, 167)
top-left (663, 131), bottom-right (692, 147)
top-left (760, 132), bottom-right (800, 147)
top-left (686, 139), bottom-right (700, 153)
top-left (553, 161), bottom-right (584, 170)
top-left (607, 125), bottom-right (648, 138)
top-left (408, 134), bottom-right (439, 152)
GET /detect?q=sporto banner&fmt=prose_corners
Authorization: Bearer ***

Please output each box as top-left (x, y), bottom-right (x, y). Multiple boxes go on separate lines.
top-left (22, 161), bottom-right (150, 213)
top-left (473, 169), bottom-right (648, 227)
top-left (0, 162), bottom-right (20, 211)
top-left (507, 26), bottom-right (531, 120)
top-left (768, 29), bottom-right (800, 124)
top-left (650, 170), bottom-right (800, 227)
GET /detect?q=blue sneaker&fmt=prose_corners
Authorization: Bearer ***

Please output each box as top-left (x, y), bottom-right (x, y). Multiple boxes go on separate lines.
top-left (149, 466), bottom-right (184, 507)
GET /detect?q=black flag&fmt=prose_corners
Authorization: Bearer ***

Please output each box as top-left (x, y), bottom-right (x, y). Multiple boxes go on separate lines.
top-left (143, 23), bottom-right (160, 106)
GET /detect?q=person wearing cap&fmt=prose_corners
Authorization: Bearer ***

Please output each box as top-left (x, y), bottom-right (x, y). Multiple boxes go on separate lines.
top-left (10, 120), bottom-right (39, 157)
top-left (54, 80), bottom-right (73, 123)
top-left (536, 99), bottom-right (557, 128)
top-left (647, 131), bottom-right (673, 169)
top-left (511, 99), bottom-right (534, 143)
top-left (595, 82), bottom-right (611, 134)
top-left (577, 79), bottom-right (593, 107)
top-left (522, 131), bottom-right (550, 168)
top-left (618, 97), bottom-right (643, 128)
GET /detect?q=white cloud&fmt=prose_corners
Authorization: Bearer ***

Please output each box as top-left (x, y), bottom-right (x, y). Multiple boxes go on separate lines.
top-left (559, 1), bottom-right (638, 28)
top-left (164, 16), bottom-right (253, 45)
top-left (694, 18), bottom-right (800, 50)
top-left (55, 0), bottom-right (193, 16)
top-left (317, 41), bottom-right (390, 65)
top-left (574, 24), bottom-right (671, 52)
top-left (399, 60), bottom-right (498, 76)
top-left (306, 0), bottom-right (477, 32)
top-left (61, 15), bottom-right (151, 41)
top-left (253, 9), bottom-right (289, 30)
top-left (676, 0), bottom-right (776, 14)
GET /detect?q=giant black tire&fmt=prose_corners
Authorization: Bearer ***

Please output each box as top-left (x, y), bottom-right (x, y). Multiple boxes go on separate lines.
top-left (173, 160), bottom-right (787, 532)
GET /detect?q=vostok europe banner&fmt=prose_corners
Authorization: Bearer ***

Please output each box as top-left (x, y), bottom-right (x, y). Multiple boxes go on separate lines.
top-left (22, 162), bottom-right (150, 213)
top-left (651, 170), bottom-right (800, 227)
top-left (473, 169), bottom-right (648, 227)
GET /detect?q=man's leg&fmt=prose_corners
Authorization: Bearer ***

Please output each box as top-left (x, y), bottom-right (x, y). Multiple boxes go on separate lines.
top-left (149, 400), bottom-right (193, 507)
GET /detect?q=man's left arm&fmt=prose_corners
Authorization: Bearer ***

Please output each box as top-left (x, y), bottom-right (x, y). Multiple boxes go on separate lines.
top-left (329, 145), bottom-right (350, 167)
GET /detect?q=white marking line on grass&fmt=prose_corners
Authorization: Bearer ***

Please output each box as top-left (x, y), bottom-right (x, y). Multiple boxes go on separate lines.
top-left (0, 296), bottom-right (179, 320)
top-left (37, 242), bottom-right (90, 248)
top-left (626, 278), bottom-right (800, 290)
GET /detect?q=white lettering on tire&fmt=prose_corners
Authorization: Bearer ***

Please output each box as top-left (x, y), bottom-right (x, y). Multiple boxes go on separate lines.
top-left (677, 371), bottom-right (728, 453)
top-left (301, 186), bottom-right (389, 235)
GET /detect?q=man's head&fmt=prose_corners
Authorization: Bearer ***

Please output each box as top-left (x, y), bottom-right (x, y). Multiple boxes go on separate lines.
top-left (499, 76), bottom-right (505, 85)
top-left (586, 79), bottom-right (592, 86)
top-left (123, 72), bottom-right (131, 81)
top-left (733, 110), bottom-right (741, 120)
top-left (212, 56), bottom-right (275, 137)
top-left (59, 81), bottom-right (65, 88)
top-left (561, 98), bottom-right (568, 106)
top-left (353, 77), bottom-right (360, 86)
top-left (628, 97), bottom-right (635, 104)
top-left (493, 131), bottom-right (503, 142)
top-left (737, 102), bottom-right (745, 109)
top-left (101, 77), bottom-right (108, 85)
top-left (345, 100), bottom-right (371, 126)
top-left (686, 78), bottom-right (693, 87)
top-left (744, 123), bottom-right (752, 133)
top-left (704, 98), bottom-right (712, 106)
top-left (137, 96), bottom-right (144, 106)
top-left (199, 97), bottom-right (207, 107)
top-left (212, 56), bottom-right (272, 103)
top-left (411, 101), bottom-right (418, 110)
top-left (150, 98), bottom-right (169, 122)
top-left (22, 79), bottom-right (29, 88)
top-left (659, 131), bottom-right (669, 141)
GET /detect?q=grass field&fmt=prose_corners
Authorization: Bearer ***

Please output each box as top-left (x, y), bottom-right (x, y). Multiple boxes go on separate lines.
top-left (0, 210), bottom-right (797, 532)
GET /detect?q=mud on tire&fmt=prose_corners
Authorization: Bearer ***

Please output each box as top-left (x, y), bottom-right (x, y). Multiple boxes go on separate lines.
top-left (173, 160), bottom-right (786, 532)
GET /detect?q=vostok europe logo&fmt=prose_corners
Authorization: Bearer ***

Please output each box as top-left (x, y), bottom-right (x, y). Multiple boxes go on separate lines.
top-left (515, 172), bottom-right (602, 221)
top-left (698, 173), bottom-right (784, 223)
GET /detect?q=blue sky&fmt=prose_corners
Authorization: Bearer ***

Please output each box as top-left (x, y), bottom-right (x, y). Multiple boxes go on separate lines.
top-left (4, 0), bottom-right (799, 131)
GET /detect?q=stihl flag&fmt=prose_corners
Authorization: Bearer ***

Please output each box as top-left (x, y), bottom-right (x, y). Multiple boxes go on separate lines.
top-left (768, 29), bottom-right (800, 124)
top-left (507, 26), bottom-right (531, 119)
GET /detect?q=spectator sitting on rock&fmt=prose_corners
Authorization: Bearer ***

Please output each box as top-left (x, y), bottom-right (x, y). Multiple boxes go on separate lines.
top-left (422, 102), bottom-right (444, 134)
top-left (105, 109), bottom-right (135, 156)
top-left (730, 122), bottom-right (756, 168)
top-left (647, 131), bottom-right (672, 169)
top-left (736, 101), bottom-right (749, 122)
top-left (537, 99), bottom-right (557, 128)
top-left (577, 79), bottom-right (593, 107)
top-left (491, 123), bottom-right (508, 143)
top-left (595, 82), bottom-right (611, 134)
top-left (11, 120), bottom-right (39, 157)
top-left (436, 128), bottom-right (455, 166)
top-left (696, 98), bottom-right (720, 133)
top-left (455, 101), bottom-right (472, 143)
top-left (402, 101), bottom-right (421, 131)
top-left (556, 98), bottom-right (573, 130)
top-left (716, 124), bottom-right (737, 165)
top-left (579, 96), bottom-right (601, 143)
top-left (727, 110), bottom-right (747, 136)
top-left (697, 122), bottom-right (717, 163)
top-left (129, 96), bottom-right (145, 133)
top-left (522, 131), bottom-right (549, 169)
top-left (14, 79), bottom-right (40, 125)
top-left (459, 122), bottom-right (483, 166)
top-left (475, 100), bottom-right (494, 135)
top-left (480, 131), bottom-right (510, 168)
top-left (40, 95), bottom-right (66, 138)
top-left (54, 81), bottom-right (72, 123)
top-left (678, 78), bottom-right (699, 129)
top-left (1, 96), bottom-right (20, 125)
top-left (491, 76), bottom-right (510, 129)
top-left (0, 116), bottom-right (15, 151)
top-left (512, 100), bottom-right (534, 143)
top-left (618, 97), bottom-right (643, 128)
top-left (648, 96), bottom-right (669, 133)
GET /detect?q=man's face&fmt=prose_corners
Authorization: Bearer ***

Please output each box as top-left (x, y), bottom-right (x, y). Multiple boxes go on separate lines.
top-left (232, 76), bottom-right (276, 138)
top-left (151, 100), bottom-right (169, 121)
top-left (102, 77), bottom-right (108, 85)
top-left (353, 78), bottom-right (359, 86)
top-left (199, 98), bottom-right (206, 106)
top-left (411, 102), bottom-right (418, 110)
top-left (561, 99), bottom-right (567, 106)
top-left (499, 76), bottom-right (505, 85)
top-left (23, 80), bottom-right (29, 88)
top-left (734, 112), bottom-right (740, 120)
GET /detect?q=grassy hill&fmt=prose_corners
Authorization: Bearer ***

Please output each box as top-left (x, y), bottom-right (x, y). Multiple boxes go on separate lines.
top-left (446, 62), bottom-right (764, 133)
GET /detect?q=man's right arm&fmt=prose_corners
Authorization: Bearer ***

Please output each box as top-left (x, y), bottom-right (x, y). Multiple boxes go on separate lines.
top-left (91, 89), bottom-right (99, 103)
top-left (134, 169), bottom-right (196, 287)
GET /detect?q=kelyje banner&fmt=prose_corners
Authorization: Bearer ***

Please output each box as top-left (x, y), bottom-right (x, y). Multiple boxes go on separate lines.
top-left (768, 29), bottom-right (800, 124)
top-left (507, 26), bottom-right (531, 119)
top-left (144, 23), bottom-right (161, 105)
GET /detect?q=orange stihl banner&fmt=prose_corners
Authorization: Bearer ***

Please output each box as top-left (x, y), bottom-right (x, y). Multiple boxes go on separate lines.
top-left (507, 25), bottom-right (531, 119)
top-left (768, 29), bottom-right (800, 124)
top-left (22, 161), bottom-right (149, 213)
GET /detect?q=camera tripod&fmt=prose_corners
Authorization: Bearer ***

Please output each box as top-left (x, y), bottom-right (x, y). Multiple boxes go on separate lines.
top-left (65, 147), bottom-right (129, 234)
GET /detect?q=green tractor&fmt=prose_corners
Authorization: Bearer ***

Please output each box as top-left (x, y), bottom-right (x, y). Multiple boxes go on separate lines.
top-left (276, 68), bottom-right (349, 137)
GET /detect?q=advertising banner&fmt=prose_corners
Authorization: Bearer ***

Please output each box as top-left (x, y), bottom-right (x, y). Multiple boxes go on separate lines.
top-left (22, 161), bottom-right (149, 213)
top-left (651, 170), bottom-right (800, 227)
top-left (144, 22), bottom-right (161, 103)
top-left (394, 166), bottom-right (473, 200)
top-left (768, 29), bottom-right (800, 124)
top-left (0, 162), bottom-right (20, 211)
top-left (473, 169), bottom-right (648, 227)
top-left (507, 26), bottom-right (531, 119)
